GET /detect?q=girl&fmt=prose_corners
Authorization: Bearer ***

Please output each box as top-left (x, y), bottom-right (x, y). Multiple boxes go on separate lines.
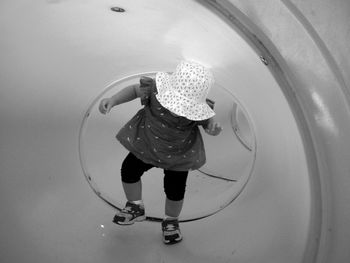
top-left (99, 61), bottom-right (222, 244)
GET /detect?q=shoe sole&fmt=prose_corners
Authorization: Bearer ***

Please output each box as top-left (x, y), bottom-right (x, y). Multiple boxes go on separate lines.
top-left (163, 236), bottom-right (183, 245)
top-left (113, 215), bottom-right (146, 225)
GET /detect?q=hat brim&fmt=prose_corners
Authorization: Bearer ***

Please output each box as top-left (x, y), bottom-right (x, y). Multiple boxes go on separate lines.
top-left (155, 72), bottom-right (215, 121)
top-left (155, 72), bottom-right (171, 95)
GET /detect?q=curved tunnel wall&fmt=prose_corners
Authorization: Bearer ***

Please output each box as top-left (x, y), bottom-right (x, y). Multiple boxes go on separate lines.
top-left (214, 0), bottom-right (350, 262)
top-left (0, 1), bottom-right (349, 263)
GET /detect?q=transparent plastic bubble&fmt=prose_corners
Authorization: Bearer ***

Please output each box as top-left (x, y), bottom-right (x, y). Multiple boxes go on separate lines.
top-left (79, 72), bottom-right (256, 222)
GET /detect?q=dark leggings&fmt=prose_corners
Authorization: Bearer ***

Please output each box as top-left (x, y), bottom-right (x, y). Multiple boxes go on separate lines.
top-left (121, 153), bottom-right (188, 201)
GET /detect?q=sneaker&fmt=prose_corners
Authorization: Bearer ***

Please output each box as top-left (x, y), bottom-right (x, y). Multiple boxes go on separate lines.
top-left (113, 201), bottom-right (146, 225)
top-left (161, 218), bottom-right (183, 244)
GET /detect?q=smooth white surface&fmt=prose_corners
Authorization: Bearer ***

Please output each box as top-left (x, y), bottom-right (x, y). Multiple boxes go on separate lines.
top-left (2, 0), bottom-right (348, 262)
top-left (224, 1), bottom-right (350, 262)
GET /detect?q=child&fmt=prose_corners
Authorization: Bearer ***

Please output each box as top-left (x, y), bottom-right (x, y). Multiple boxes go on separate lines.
top-left (99, 61), bottom-right (222, 244)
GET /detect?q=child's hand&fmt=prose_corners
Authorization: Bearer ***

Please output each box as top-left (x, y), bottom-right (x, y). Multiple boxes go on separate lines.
top-left (99, 98), bottom-right (113, 114)
top-left (205, 119), bottom-right (223, 136)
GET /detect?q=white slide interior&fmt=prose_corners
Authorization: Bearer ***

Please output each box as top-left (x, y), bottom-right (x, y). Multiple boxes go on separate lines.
top-left (1, 1), bottom-right (349, 263)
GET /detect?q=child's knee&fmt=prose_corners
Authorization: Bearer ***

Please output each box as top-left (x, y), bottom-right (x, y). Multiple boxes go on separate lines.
top-left (121, 152), bottom-right (152, 183)
top-left (163, 170), bottom-right (188, 201)
top-left (121, 171), bottom-right (140, 184)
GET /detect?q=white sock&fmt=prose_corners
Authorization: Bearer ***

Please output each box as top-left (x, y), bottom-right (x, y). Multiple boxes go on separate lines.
top-left (130, 200), bottom-right (144, 207)
top-left (164, 215), bottom-right (178, 221)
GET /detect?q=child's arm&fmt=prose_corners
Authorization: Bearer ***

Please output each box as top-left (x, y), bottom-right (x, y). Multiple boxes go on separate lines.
top-left (202, 117), bottom-right (223, 136)
top-left (199, 99), bottom-right (222, 136)
top-left (99, 84), bottom-right (141, 114)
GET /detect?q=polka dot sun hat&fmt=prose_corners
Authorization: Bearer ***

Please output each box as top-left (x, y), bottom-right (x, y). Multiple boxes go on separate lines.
top-left (155, 61), bottom-right (215, 121)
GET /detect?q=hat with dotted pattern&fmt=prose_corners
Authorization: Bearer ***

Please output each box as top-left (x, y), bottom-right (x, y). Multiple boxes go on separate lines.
top-left (155, 61), bottom-right (215, 121)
